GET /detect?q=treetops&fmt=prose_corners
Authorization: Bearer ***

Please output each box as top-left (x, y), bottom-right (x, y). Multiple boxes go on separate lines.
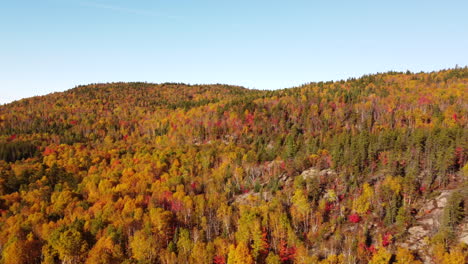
top-left (0, 68), bottom-right (467, 263)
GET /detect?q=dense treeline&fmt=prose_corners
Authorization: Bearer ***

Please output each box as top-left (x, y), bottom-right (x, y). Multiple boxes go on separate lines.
top-left (0, 69), bottom-right (467, 263)
top-left (0, 140), bottom-right (38, 163)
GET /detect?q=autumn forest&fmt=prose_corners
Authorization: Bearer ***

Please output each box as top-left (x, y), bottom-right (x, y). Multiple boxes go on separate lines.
top-left (0, 68), bottom-right (467, 264)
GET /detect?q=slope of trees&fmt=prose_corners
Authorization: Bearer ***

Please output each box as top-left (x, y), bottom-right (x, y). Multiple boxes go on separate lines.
top-left (0, 69), bottom-right (467, 263)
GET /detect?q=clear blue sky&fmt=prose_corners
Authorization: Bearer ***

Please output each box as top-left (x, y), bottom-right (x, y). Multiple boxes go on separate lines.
top-left (1, 0), bottom-right (467, 104)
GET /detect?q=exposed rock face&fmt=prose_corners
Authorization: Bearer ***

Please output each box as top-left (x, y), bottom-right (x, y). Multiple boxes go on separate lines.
top-left (233, 191), bottom-right (272, 205)
top-left (301, 168), bottom-right (320, 180)
top-left (460, 223), bottom-right (468, 245)
top-left (405, 226), bottom-right (428, 248)
top-left (301, 167), bottom-right (336, 180)
top-left (417, 190), bottom-right (452, 228)
top-left (401, 225), bottom-right (432, 263)
top-left (279, 173), bottom-right (292, 185)
top-left (398, 190), bottom-right (467, 264)
top-left (275, 167), bottom-right (338, 187)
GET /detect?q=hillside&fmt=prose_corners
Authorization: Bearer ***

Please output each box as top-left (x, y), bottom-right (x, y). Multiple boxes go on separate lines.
top-left (0, 69), bottom-right (467, 263)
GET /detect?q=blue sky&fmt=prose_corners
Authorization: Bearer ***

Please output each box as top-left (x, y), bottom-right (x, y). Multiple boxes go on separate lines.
top-left (1, 0), bottom-right (467, 104)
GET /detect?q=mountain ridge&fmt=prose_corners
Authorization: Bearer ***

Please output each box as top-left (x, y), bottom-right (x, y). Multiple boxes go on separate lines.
top-left (4, 66), bottom-right (468, 108)
top-left (0, 68), bottom-right (467, 263)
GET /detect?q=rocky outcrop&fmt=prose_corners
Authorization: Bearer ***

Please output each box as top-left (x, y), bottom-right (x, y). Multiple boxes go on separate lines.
top-left (398, 190), bottom-right (468, 263)
top-left (233, 191), bottom-right (272, 205)
top-left (460, 222), bottom-right (468, 245)
top-left (300, 167), bottom-right (336, 180)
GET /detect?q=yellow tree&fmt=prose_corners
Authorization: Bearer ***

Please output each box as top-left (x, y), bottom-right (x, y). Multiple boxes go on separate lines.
top-left (265, 252), bottom-right (281, 264)
top-left (189, 241), bottom-right (214, 264)
top-left (320, 254), bottom-right (344, 264)
top-left (368, 247), bottom-right (391, 264)
top-left (227, 242), bottom-right (254, 264)
top-left (394, 247), bottom-right (422, 264)
top-left (129, 230), bottom-right (159, 264)
top-left (2, 238), bottom-right (28, 264)
top-left (85, 236), bottom-right (124, 264)
top-left (149, 207), bottom-right (174, 244)
top-left (433, 244), bottom-right (467, 264)
top-left (291, 189), bottom-right (310, 229)
top-left (0, 231), bottom-right (38, 262)
top-left (49, 226), bottom-right (88, 264)
top-left (353, 183), bottom-right (374, 214)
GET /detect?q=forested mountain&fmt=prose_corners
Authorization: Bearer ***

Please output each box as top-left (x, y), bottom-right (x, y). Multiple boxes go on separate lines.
top-left (0, 69), bottom-right (467, 264)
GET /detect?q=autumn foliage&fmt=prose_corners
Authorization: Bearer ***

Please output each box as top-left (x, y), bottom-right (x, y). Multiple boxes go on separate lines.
top-left (0, 69), bottom-right (467, 263)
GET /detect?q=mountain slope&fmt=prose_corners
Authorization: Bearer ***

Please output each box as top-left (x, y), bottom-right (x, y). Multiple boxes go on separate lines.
top-left (0, 69), bottom-right (467, 263)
